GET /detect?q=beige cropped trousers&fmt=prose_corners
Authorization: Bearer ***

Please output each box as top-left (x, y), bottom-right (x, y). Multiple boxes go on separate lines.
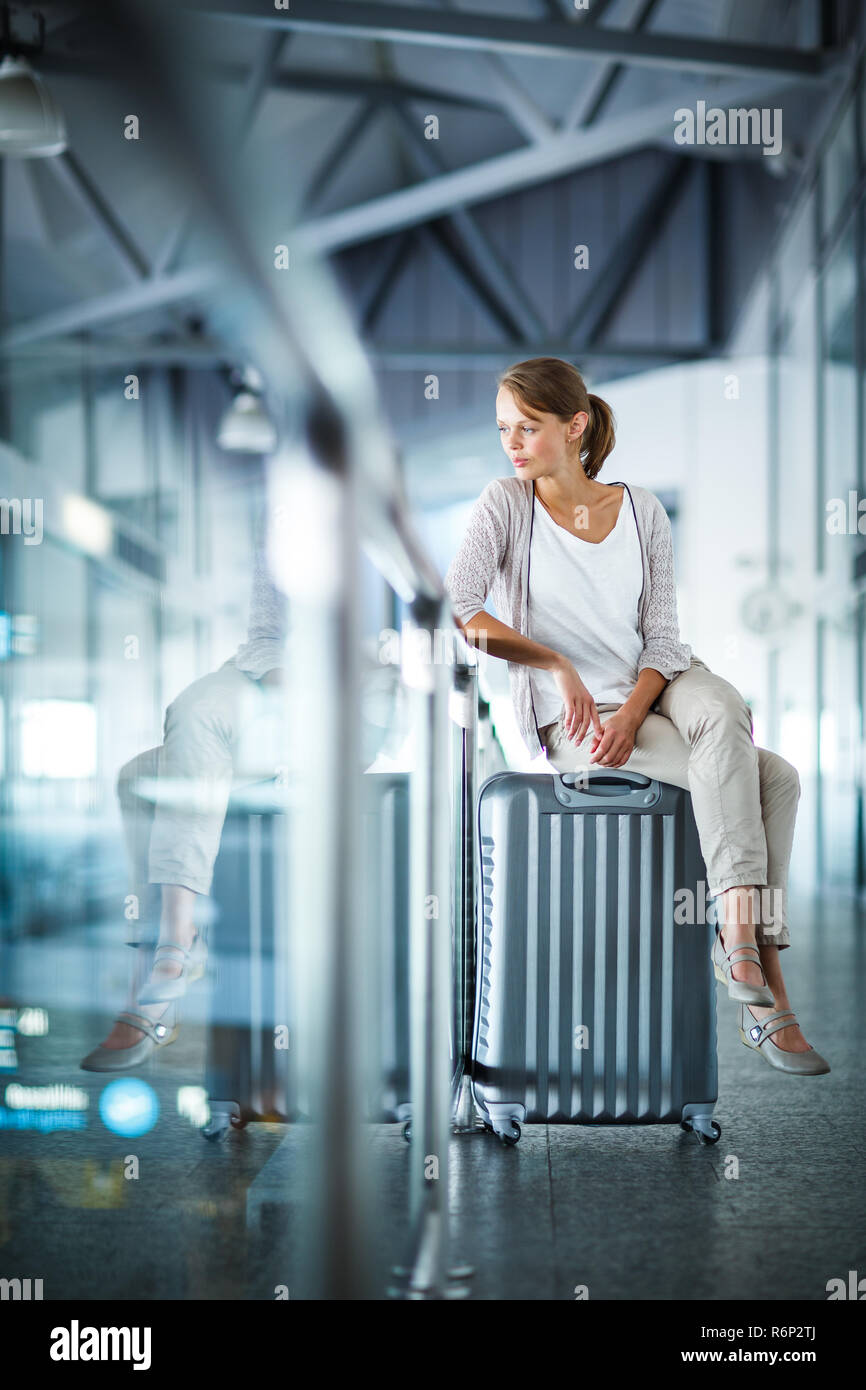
top-left (116, 660), bottom-right (290, 944)
top-left (538, 658), bottom-right (800, 948)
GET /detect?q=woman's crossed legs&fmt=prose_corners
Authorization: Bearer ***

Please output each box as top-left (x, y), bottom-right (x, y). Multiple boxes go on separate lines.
top-left (100, 661), bottom-right (287, 1052)
top-left (541, 658), bottom-right (810, 1052)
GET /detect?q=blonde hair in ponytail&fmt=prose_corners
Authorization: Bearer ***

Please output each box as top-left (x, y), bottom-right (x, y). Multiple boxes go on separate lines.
top-left (496, 357), bottom-right (616, 479)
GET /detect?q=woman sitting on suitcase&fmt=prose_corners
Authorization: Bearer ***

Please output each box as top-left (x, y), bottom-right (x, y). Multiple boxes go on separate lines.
top-left (444, 356), bottom-right (828, 1076)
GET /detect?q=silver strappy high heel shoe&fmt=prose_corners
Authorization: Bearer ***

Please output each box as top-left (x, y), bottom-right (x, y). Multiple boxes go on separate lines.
top-left (739, 1005), bottom-right (831, 1075)
top-left (711, 928), bottom-right (775, 1007)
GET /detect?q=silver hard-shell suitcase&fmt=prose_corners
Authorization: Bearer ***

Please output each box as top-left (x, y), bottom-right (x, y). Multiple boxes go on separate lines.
top-left (202, 791), bottom-right (298, 1140)
top-left (471, 768), bottom-right (720, 1145)
top-left (202, 773), bottom-right (412, 1139)
top-left (361, 770), bottom-right (411, 1124)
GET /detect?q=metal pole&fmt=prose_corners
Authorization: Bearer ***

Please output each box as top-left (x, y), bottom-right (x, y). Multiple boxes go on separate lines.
top-left (394, 599), bottom-right (470, 1298)
top-left (279, 395), bottom-right (375, 1300)
top-left (450, 654), bottom-right (482, 1135)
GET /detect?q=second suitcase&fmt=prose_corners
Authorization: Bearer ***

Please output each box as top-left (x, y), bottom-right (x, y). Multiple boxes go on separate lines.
top-left (471, 768), bottom-right (719, 1145)
top-left (202, 790), bottom-right (298, 1139)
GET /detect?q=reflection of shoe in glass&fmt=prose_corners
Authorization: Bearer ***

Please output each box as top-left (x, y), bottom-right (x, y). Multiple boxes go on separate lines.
top-left (711, 928), bottom-right (775, 1006)
top-left (739, 1005), bottom-right (830, 1075)
top-left (79, 1005), bottom-right (178, 1072)
top-left (137, 932), bottom-right (207, 1005)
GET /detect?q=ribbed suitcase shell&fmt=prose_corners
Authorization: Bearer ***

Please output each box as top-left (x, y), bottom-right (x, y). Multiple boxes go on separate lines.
top-left (204, 776), bottom-right (412, 1131)
top-left (361, 771), bottom-right (411, 1123)
top-left (472, 770), bottom-right (718, 1134)
top-left (205, 802), bottom-right (298, 1128)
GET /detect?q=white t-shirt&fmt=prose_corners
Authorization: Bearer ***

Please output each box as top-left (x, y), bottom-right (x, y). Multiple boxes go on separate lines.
top-left (527, 487), bottom-right (644, 728)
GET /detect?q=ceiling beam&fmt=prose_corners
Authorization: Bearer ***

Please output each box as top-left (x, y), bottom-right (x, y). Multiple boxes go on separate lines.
top-left (581, 0), bottom-right (622, 24)
top-left (38, 52), bottom-right (506, 119)
top-left (47, 149), bottom-right (152, 280)
top-left (357, 230), bottom-right (417, 333)
top-left (0, 266), bottom-right (218, 348)
top-left (44, 152), bottom-right (197, 339)
top-left (184, 0), bottom-right (835, 81)
top-left (349, 39), bottom-right (541, 341)
top-left (563, 0), bottom-right (663, 132)
top-left (294, 76), bottom-right (818, 253)
top-left (233, 28), bottom-right (290, 140)
top-left (0, 67), bottom-right (818, 351)
top-left (435, 0), bottom-right (555, 143)
top-left (31, 29), bottom-right (289, 351)
top-left (366, 343), bottom-right (709, 367)
top-left (153, 29), bottom-right (289, 276)
top-left (561, 157), bottom-right (695, 345)
top-left (420, 220), bottom-right (520, 340)
top-left (304, 100), bottom-right (382, 215)
top-left (0, 334), bottom-right (228, 373)
top-left (387, 102), bottom-right (548, 341)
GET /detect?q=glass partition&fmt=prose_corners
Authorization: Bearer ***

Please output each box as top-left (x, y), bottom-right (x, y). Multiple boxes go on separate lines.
top-left (821, 98), bottom-right (857, 242)
top-left (818, 609), bottom-right (860, 887)
top-left (821, 223), bottom-right (858, 587)
top-left (777, 194), bottom-right (818, 585)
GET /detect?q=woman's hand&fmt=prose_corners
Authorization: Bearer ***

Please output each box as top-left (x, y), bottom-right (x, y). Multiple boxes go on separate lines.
top-left (551, 658), bottom-right (603, 745)
top-left (588, 709), bottom-right (638, 768)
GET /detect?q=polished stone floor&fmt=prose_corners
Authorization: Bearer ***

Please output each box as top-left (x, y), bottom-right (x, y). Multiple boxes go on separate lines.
top-left (0, 893), bottom-right (863, 1301)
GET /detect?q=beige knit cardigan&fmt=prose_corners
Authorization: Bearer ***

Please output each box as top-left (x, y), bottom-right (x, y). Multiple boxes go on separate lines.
top-left (444, 475), bottom-right (697, 758)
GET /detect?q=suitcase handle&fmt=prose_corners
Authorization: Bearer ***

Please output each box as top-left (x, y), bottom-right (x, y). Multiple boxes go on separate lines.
top-left (560, 770), bottom-right (650, 793)
top-left (552, 770), bottom-right (660, 808)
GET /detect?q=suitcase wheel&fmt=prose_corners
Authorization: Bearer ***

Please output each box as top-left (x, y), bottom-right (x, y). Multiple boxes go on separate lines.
top-left (402, 1121), bottom-right (412, 1143)
top-left (202, 1115), bottom-right (233, 1142)
top-left (495, 1120), bottom-right (521, 1146)
top-left (680, 1118), bottom-right (721, 1145)
top-left (480, 1118), bottom-right (521, 1145)
top-left (202, 1100), bottom-right (243, 1141)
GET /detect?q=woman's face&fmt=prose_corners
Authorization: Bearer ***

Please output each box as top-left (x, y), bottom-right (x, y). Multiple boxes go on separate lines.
top-left (495, 387), bottom-right (587, 479)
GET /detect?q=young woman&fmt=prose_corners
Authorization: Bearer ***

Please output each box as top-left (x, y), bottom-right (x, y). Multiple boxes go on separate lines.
top-left (445, 356), bottom-right (828, 1075)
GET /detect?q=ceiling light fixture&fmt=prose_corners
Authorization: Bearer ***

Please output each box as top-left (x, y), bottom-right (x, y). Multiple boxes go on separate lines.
top-left (216, 365), bottom-right (278, 454)
top-left (0, 5), bottom-right (66, 158)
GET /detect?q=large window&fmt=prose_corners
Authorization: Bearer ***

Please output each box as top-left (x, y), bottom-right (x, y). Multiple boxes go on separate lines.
top-left (777, 194), bottom-right (818, 584)
top-left (821, 224), bottom-right (858, 586)
top-left (93, 373), bottom-right (153, 532)
top-left (821, 98), bottom-right (857, 242)
top-left (27, 377), bottom-right (88, 490)
top-left (818, 609), bottom-right (860, 888)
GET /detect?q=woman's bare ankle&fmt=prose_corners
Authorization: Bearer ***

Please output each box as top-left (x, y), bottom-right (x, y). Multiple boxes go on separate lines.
top-left (719, 923), bottom-right (765, 989)
top-left (148, 920), bottom-right (200, 982)
top-left (100, 1021), bottom-right (142, 1050)
top-left (745, 1003), bottom-right (811, 1053)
